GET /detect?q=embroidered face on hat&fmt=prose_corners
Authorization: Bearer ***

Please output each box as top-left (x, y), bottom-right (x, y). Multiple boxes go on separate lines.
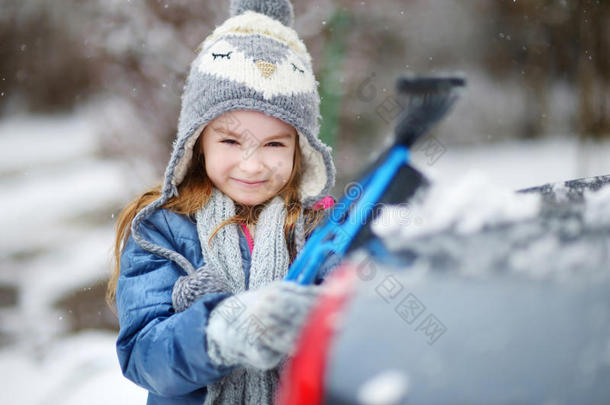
top-left (166, 0), bottom-right (336, 208)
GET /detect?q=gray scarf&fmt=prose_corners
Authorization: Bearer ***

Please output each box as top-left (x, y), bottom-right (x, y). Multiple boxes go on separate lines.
top-left (193, 188), bottom-right (305, 404)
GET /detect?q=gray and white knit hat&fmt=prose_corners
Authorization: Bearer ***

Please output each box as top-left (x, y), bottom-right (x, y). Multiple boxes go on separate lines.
top-left (130, 0), bottom-right (336, 274)
top-left (171, 0), bottom-right (334, 206)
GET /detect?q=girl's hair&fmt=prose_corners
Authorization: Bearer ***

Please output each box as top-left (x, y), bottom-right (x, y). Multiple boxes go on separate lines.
top-left (106, 132), bottom-right (327, 309)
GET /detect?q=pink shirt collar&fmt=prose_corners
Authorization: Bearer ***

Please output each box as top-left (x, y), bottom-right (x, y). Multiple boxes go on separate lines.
top-left (239, 195), bottom-right (335, 254)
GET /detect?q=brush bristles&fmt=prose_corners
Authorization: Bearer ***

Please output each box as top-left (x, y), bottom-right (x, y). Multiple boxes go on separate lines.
top-left (393, 75), bottom-right (466, 147)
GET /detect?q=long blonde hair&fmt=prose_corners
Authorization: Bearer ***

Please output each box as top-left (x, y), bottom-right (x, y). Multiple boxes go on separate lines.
top-left (106, 133), bottom-right (327, 309)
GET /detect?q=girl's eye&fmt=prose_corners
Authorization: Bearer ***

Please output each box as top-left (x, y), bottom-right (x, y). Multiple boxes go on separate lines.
top-left (221, 139), bottom-right (239, 145)
top-left (266, 142), bottom-right (285, 147)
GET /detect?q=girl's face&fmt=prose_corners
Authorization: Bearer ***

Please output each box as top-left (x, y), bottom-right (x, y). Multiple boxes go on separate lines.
top-left (201, 110), bottom-right (297, 206)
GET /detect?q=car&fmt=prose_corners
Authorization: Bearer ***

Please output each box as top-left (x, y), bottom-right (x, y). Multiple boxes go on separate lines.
top-left (278, 173), bottom-right (610, 405)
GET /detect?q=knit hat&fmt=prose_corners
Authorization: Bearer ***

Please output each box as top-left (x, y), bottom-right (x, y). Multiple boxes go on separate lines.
top-left (171, 0), bottom-right (334, 206)
top-left (130, 0), bottom-right (336, 275)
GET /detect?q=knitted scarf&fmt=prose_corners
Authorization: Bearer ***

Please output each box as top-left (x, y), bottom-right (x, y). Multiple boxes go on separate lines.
top-left (192, 188), bottom-right (305, 404)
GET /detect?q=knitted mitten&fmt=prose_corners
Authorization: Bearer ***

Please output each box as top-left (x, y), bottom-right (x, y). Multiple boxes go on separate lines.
top-left (206, 280), bottom-right (320, 370)
top-left (172, 264), bottom-right (232, 312)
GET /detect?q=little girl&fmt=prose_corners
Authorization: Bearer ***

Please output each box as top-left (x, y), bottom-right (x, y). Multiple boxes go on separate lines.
top-left (106, 0), bottom-right (337, 404)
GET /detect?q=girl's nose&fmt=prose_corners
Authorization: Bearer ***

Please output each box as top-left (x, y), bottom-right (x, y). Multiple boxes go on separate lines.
top-left (239, 149), bottom-right (264, 173)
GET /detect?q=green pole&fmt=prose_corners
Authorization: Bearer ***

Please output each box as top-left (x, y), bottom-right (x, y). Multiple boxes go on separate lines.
top-left (318, 8), bottom-right (351, 151)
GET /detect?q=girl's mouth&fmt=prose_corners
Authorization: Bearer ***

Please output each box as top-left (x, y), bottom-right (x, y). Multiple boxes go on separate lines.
top-left (232, 178), bottom-right (268, 187)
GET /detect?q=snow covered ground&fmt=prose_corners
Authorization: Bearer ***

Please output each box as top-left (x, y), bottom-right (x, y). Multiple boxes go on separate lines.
top-left (0, 331), bottom-right (147, 405)
top-left (0, 112), bottom-right (148, 404)
top-left (0, 109), bottom-right (608, 404)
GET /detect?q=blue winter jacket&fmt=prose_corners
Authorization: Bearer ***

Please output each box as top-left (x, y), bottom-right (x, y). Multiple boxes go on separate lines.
top-left (116, 208), bottom-right (338, 405)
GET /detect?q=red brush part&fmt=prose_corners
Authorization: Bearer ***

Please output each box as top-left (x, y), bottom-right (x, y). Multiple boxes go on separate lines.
top-left (276, 265), bottom-right (357, 405)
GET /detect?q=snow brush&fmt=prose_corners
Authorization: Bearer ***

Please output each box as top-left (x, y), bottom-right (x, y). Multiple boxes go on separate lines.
top-left (285, 75), bottom-right (466, 285)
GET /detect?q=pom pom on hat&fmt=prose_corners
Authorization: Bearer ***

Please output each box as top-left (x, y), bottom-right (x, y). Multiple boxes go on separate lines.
top-left (230, 0), bottom-right (295, 27)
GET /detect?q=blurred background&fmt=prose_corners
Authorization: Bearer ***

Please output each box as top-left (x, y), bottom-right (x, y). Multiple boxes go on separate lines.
top-left (0, 0), bottom-right (608, 403)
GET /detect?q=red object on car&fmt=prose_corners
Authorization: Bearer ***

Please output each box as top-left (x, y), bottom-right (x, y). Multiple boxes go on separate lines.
top-left (276, 265), bottom-right (357, 405)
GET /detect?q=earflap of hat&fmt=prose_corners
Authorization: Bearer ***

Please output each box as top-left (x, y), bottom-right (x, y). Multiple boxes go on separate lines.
top-left (297, 130), bottom-right (336, 207)
top-left (172, 123), bottom-right (206, 189)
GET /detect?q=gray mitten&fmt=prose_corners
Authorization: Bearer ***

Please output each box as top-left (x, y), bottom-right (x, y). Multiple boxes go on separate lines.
top-left (172, 263), bottom-right (231, 312)
top-left (206, 280), bottom-right (320, 370)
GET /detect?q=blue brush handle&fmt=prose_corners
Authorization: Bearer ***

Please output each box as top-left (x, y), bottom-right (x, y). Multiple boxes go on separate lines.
top-left (285, 145), bottom-right (410, 285)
